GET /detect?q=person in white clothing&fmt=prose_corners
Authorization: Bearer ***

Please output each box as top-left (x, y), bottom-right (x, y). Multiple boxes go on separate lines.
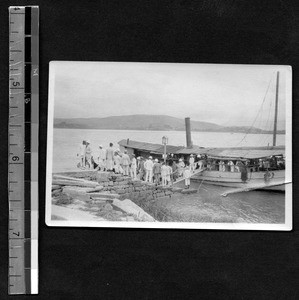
top-left (98, 145), bottom-right (106, 171)
top-left (113, 151), bottom-right (122, 174)
top-left (106, 143), bottom-right (114, 171)
top-left (130, 154), bottom-right (137, 179)
top-left (228, 160), bottom-right (235, 172)
top-left (77, 140), bottom-right (86, 168)
top-left (121, 150), bottom-right (131, 176)
top-left (183, 165), bottom-right (191, 189)
top-left (166, 164), bottom-right (172, 185)
top-left (161, 163), bottom-right (168, 187)
top-left (85, 140), bottom-right (92, 169)
top-left (189, 154), bottom-right (195, 173)
top-left (178, 158), bottom-right (185, 177)
top-left (144, 156), bottom-right (154, 183)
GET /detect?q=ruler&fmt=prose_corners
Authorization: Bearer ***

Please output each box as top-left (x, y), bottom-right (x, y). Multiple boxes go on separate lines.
top-left (8, 6), bottom-right (39, 295)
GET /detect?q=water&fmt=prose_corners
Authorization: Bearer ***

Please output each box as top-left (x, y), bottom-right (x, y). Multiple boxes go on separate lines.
top-left (51, 128), bottom-right (285, 224)
top-left (52, 128), bottom-right (285, 173)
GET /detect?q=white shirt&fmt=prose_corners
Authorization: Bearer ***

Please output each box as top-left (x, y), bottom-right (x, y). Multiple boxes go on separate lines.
top-left (98, 148), bottom-right (106, 160)
top-left (161, 165), bottom-right (168, 176)
top-left (184, 169), bottom-right (191, 179)
top-left (144, 159), bottom-right (154, 171)
top-left (131, 157), bottom-right (137, 168)
top-left (79, 144), bottom-right (85, 156)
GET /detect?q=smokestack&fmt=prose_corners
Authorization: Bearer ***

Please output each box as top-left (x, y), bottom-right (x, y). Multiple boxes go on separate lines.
top-left (185, 117), bottom-right (192, 148)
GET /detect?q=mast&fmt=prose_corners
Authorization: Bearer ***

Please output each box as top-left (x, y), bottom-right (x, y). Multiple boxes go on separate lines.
top-left (273, 71), bottom-right (279, 146)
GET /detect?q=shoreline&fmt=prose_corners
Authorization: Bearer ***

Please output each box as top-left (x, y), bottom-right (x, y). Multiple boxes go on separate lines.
top-left (53, 127), bottom-right (286, 135)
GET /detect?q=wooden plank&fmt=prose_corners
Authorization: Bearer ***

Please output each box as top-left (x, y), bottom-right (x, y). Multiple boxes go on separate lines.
top-left (52, 179), bottom-right (99, 188)
top-left (221, 181), bottom-right (285, 197)
top-left (53, 174), bottom-right (96, 183)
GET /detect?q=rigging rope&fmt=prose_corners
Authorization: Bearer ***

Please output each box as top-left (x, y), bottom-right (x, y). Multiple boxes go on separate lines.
top-left (234, 72), bottom-right (275, 147)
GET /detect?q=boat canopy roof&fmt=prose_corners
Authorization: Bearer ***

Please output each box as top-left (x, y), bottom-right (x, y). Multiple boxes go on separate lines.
top-left (118, 139), bottom-right (285, 159)
top-left (202, 148), bottom-right (285, 160)
top-left (176, 145), bottom-right (285, 159)
top-left (118, 139), bottom-right (184, 154)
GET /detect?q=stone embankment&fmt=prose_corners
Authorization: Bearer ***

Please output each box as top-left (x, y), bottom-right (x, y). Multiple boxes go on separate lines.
top-left (51, 171), bottom-right (192, 222)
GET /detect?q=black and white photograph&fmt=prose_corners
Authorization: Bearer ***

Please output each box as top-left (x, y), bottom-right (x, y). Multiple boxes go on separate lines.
top-left (46, 61), bottom-right (292, 230)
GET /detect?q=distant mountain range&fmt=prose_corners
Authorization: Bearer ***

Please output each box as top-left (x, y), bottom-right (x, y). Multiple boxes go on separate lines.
top-left (54, 114), bottom-right (285, 134)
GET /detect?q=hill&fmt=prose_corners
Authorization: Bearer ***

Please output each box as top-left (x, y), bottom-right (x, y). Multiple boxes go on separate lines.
top-left (54, 114), bottom-right (284, 134)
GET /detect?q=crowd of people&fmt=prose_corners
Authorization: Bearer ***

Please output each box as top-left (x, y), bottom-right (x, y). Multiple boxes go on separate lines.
top-left (77, 141), bottom-right (201, 188)
top-left (77, 140), bottom-right (285, 188)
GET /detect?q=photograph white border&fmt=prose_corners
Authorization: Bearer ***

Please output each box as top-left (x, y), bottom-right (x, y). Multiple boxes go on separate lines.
top-left (45, 61), bottom-right (292, 230)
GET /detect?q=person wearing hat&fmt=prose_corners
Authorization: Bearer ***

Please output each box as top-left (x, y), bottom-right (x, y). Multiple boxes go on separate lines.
top-left (130, 154), bottom-right (137, 179)
top-left (121, 150), bottom-right (131, 176)
top-left (189, 154), bottom-right (195, 173)
top-left (97, 145), bottom-right (106, 171)
top-left (85, 140), bottom-right (93, 169)
top-left (153, 158), bottom-right (161, 185)
top-left (144, 156), bottom-right (154, 183)
top-left (106, 143), bottom-right (114, 171)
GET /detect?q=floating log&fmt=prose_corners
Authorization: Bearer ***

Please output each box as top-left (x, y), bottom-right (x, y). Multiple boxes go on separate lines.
top-left (221, 181), bottom-right (285, 197)
top-left (52, 179), bottom-right (99, 188)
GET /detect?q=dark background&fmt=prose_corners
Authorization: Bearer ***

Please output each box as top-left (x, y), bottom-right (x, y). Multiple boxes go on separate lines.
top-left (0, 0), bottom-right (298, 299)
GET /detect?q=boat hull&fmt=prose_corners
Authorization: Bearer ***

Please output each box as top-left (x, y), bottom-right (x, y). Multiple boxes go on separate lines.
top-left (192, 169), bottom-right (285, 191)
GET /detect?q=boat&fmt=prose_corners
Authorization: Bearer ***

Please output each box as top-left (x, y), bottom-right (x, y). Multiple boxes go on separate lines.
top-left (189, 71), bottom-right (285, 191)
top-left (118, 71), bottom-right (286, 192)
top-left (189, 146), bottom-right (285, 191)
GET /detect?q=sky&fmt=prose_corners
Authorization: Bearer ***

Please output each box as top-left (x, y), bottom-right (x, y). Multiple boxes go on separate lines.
top-left (51, 61), bottom-right (289, 130)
